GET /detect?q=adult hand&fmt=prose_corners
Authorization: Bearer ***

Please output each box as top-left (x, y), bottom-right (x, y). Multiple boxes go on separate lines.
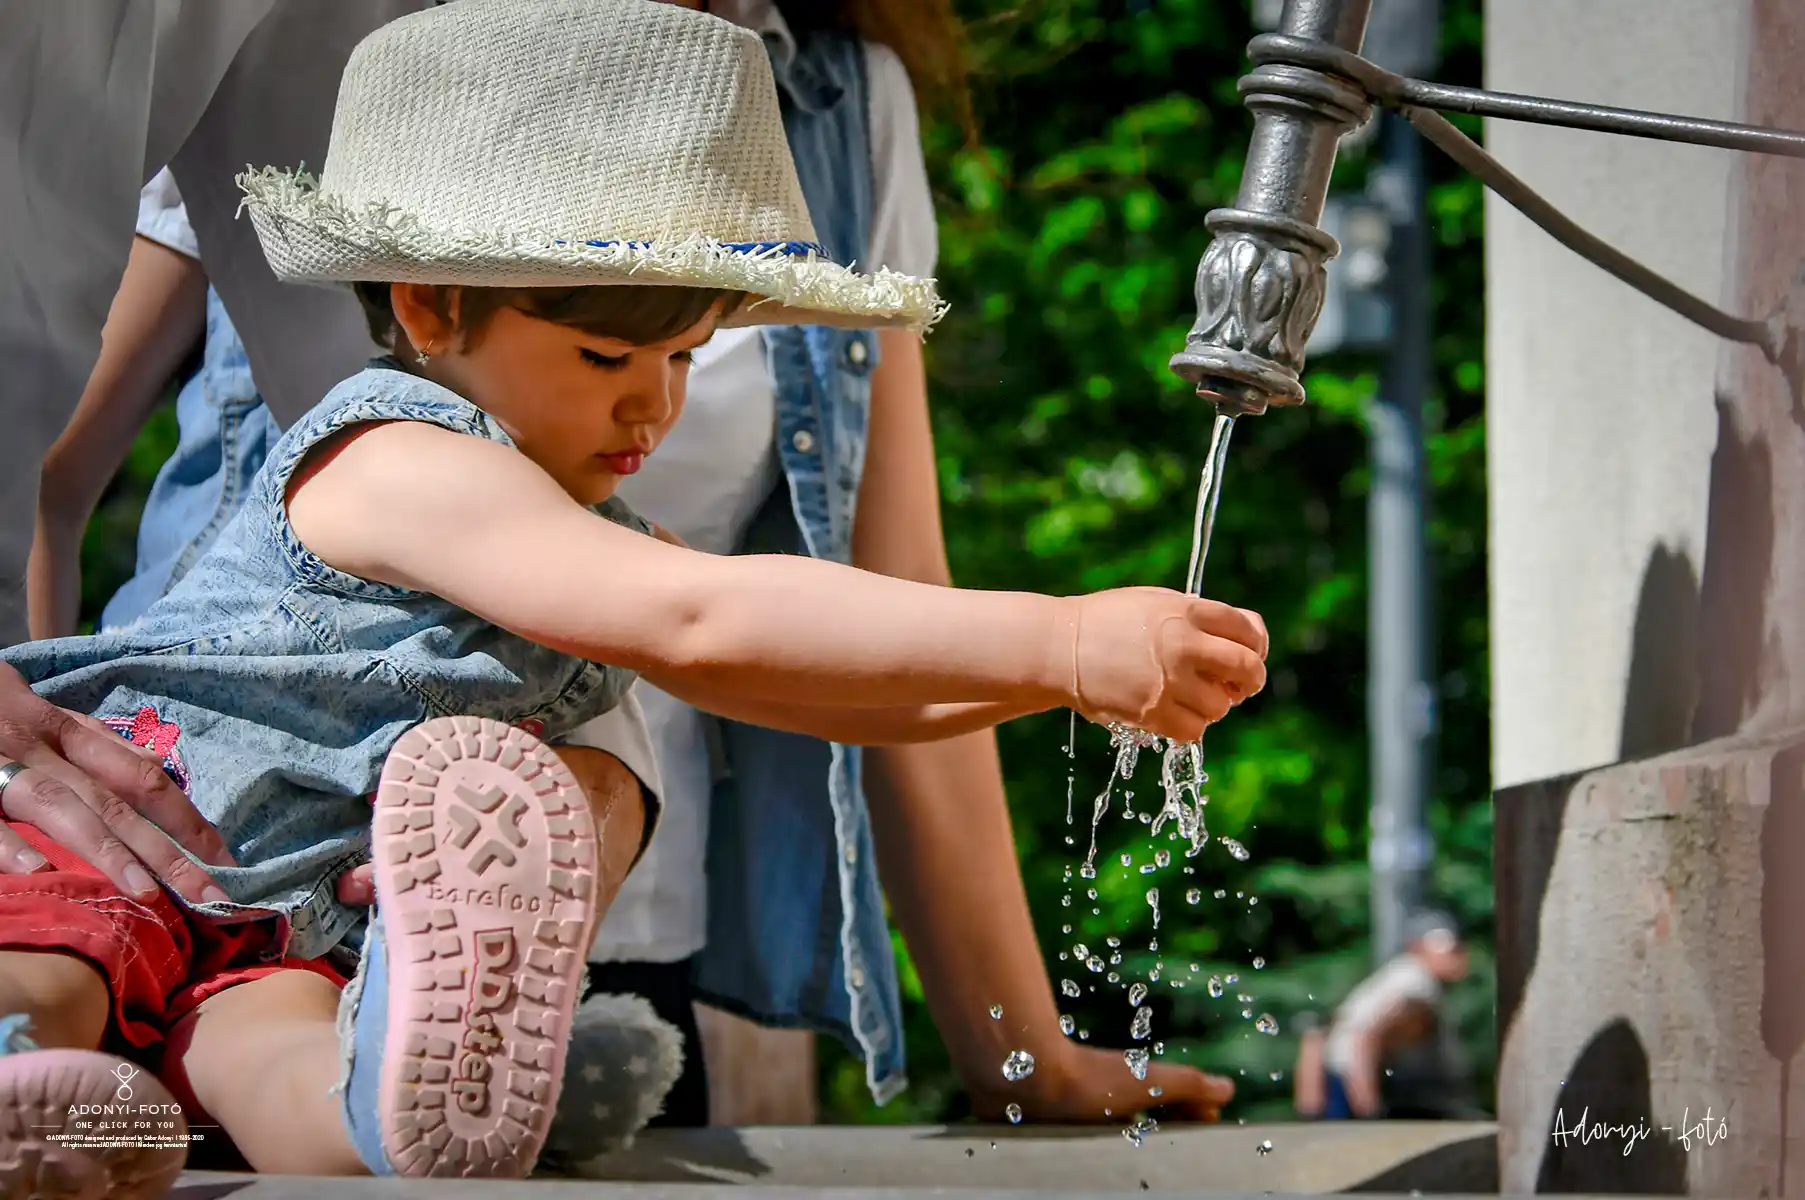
top-left (968, 1040), bottom-right (1233, 1124)
top-left (0, 663), bottom-right (234, 902)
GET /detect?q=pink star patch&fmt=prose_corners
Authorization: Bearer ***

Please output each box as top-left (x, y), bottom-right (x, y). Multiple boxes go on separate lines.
top-left (128, 707), bottom-right (182, 758)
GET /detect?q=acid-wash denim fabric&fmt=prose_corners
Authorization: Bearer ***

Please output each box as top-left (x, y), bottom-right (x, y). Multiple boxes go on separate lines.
top-left (693, 28), bottom-right (907, 1104)
top-left (101, 288), bottom-right (275, 631)
top-left (4, 364), bottom-right (646, 963)
top-left (104, 28), bottom-right (911, 1103)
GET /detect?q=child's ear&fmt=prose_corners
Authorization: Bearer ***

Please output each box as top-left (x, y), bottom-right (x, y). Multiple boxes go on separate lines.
top-left (390, 283), bottom-right (454, 354)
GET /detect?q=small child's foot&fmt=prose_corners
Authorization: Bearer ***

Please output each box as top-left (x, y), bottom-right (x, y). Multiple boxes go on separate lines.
top-left (342, 716), bottom-right (600, 1178)
top-left (0, 1048), bottom-right (187, 1200)
top-left (537, 992), bottom-right (686, 1175)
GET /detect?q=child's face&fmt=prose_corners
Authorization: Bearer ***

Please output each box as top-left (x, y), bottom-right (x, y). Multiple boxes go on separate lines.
top-left (416, 300), bottom-right (719, 505)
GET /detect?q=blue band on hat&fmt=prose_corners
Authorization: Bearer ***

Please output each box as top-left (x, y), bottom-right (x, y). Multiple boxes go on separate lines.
top-left (558, 238), bottom-right (829, 257)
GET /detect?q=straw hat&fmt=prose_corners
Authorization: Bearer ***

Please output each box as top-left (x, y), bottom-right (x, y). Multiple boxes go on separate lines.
top-left (237, 0), bottom-right (943, 331)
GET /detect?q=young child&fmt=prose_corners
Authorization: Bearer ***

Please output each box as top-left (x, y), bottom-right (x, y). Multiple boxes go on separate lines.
top-left (0, 0), bottom-right (1268, 1192)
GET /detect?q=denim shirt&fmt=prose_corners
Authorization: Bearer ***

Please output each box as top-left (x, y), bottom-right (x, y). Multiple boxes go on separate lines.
top-left (104, 30), bottom-right (909, 1103)
top-left (13, 365), bottom-right (647, 962)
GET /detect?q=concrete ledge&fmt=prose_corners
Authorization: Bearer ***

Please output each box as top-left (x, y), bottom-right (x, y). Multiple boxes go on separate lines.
top-left (173, 1121), bottom-right (1496, 1195)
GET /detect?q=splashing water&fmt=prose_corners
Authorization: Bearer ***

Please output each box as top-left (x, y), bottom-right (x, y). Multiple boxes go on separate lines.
top-left (1128, 982), bottom-right (1147, 1006)
top-left (1208, 976), bottom-right (1224, 998)
top-left (1256, 1014), bottom-right (1280, 1035)
top-left (1061, 978), bottom-right (1081, 999)
top-left (1122, 1115), bottom-right (1159, 1148)
top-left (1001, 1050), bottom-right (1036, 1082)
top-left (1124, 1048), bottom-right (1151, 1080)
top-left (1146, 888), bottom-right (1161, 929)
top-left (1219, 836), bottom-right (1250, 862)
top-left (1007, 1103), bottom-right (1023, 1125)
top-left (1154, 849), bottom-right (1170, 869)
top-left (989, 1004), bottom-right (1003, 1020)
top-left (1131, 1006), bottom-right (1153, 1040)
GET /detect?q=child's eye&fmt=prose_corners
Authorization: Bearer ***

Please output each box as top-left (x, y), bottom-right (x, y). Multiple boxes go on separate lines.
top-left (580, 348), bottom-right (629, 370)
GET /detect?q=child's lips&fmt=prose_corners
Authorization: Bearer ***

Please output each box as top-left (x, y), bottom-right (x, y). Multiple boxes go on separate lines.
top-left (597, 451), bottom-right (644, 475)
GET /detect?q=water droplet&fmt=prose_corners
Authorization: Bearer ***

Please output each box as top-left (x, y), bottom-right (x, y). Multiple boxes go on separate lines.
top-left (1060, 1014), bottom-right (1075, 1035)
top-left (1208, 976), bottom-right (1224, 997)
top-left (1214, 889), bottom-right (1227, 899)
top-left (1061, 978), bottom-right (1081, 998)
top-left (1270, 1070), bottom-right (1285, 1082)
top-left (1122, 1115), bottom-right (1158, 1147)
top-left (1123, 1048), bottom-right (1150, 1079)
top-left (1120, 853), bottom-right (1133, 867)
top-left (1253, 957), bottom-right (1265, 969)
top-left (1235, 891), bottom-right (1243, 899)
top-left (1149, 939), bottom-right (1159, 952)
top-left (1183, 866), bottom-right (1195, 875)
top-left (1149, 1086), bottom-right (1164, 1098)
top-left (1257, 1139), bottom-right (1274, 1156)
top-left (1001, 1050), bottom-right (1036, 1082)
top-left (1073, 943), bottom-right (1090, 961)
top-left (1153, 1041), bottom-right (1165, 1055)
top-left (1256, 1014), bottom-right (1280, 1035)
top-left (1087, 888), bottom-right (1099, 900)
top-left (1139, 811), bottom-right (1151, 824)
top-left (1063, 835), bottom-right (1074, 846)
top-left (1006, 1103), bottom-right (1023, 1125)
top-left (1249, 896), bottom-right (1258, 906)
top-left (1079, 864), bottom-right (1096, 879)
top-left (1107, 971), bottom-right (1121, 983)
top-left (1238, 994), bottom-right (1253, 1003)
top-left (1079, 1030), bottom-right (1090, 1041)
top-left (1186, 888), bottom-right (1202, 904)
top-left (1190, 963), bottom-right (1200, 972)
top-left (1219, 837), bottom-right (1250, 861)
top-left (1138, 862), bottom-right (1157, 874)
top-left (965, 1148), bottom-right (975, 1158)
top-left (1308, 993), bottom-right (1314, 1001)
top-left (1130, 1006), bottom-right (1153, 1040)
top-left (1109, 952), bottom-right (1123, 966)
top-left (1155, 849), bottom-right (1170, 868)
top-left (1061, 895), bottom-right (1072, 907)
top-left (989, 1004), bottom-right (1003, 1020)
top-left (1088, 956), bottom-right (1105, 973)
top-left (1106, 936), bottom-right (1121, 948)
top-left (990, 1141), bottom-right (997, 1149)
top-left (1226, 974), bottom-right (1239, 984)
top-left (1170, 980), bottom-right (1186, 989)
top-left (1128, 982), bottom-right (1148, 1006)
top-left (1058, 952), bottom-right (1068, 961)
top-left (1241, 1008), bottom-right (1252, 1018)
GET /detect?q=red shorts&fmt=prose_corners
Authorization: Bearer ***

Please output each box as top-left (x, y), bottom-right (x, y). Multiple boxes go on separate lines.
top-left (0, 822), bottom-right (346, 1051)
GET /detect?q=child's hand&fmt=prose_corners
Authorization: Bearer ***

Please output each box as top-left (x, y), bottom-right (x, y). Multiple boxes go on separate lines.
top-left (1064, 588), bottom-right (1267, 741)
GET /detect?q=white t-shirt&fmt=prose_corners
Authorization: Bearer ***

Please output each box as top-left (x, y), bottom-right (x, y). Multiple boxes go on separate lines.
top-left (1321, 953), bottom-right (1442, 1076)
top-left (587, 1), bottom-right (939, 964)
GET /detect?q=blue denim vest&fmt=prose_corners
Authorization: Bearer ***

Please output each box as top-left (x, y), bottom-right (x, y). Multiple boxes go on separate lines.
top-left (104, 29), bottom-right (909, 1103)
top-left (101, 289), bottom-right (275, 631)
top-left (694, 30), bottom-right (906, 1103)
top-left (12, 365), bottom-right (646, 961)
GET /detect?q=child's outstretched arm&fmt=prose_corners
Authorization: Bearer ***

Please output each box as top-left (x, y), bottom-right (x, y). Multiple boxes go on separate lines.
top-left (288, 422), bottom-right (1267, 742)
top-left (28, 236), bottom-right (208, 637)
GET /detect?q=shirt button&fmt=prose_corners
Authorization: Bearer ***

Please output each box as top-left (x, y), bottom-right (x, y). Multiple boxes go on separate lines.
top-left (792, 429), bottom-right (816, 453)
top-left (843, 842), bottom-right (858, 866)
top-left (847, 339), bottom-right (868, 366)
top-left (850, 965), bottom-right (866, 989)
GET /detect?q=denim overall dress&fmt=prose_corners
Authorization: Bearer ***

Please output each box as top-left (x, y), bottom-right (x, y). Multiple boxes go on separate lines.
top-left (5, 362), bottom-right (647, 963)
top-left (103, 29), bottom-right (913, 1103)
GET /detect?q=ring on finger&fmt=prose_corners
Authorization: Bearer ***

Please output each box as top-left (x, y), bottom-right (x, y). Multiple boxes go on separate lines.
top-left (0, 761), bottom-right (27, 801)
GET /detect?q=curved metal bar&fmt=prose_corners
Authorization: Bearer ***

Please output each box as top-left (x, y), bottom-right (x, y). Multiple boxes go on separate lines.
top-left (1399, 104), bottom-right (1777, 357)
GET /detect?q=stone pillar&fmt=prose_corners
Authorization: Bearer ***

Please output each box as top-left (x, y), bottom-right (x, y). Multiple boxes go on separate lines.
top-left (1488, 1), bottom-right (1805, 1193)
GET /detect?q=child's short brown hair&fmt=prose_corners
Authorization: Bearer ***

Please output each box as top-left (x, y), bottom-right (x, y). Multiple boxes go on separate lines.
top-left (352, 282), bottom-right (746, 353)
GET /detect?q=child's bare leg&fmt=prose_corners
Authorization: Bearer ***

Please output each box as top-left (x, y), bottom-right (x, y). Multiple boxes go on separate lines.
top-left (554, 745), bottom-right (645, 913)
top-left (0, 950), bottom-right (110, 1049)
top-left (163, 970), bottom-right (363, 1175)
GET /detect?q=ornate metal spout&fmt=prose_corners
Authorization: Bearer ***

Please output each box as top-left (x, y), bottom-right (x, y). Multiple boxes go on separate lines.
top-left (1169, 0), bottom-right (1374, 416)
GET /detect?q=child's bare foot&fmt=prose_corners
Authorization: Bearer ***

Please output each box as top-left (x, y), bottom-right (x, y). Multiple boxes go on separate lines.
top-left (0, 1048), bottom-right (187, 1199)
top-left (340, 716), bottom-right (600, 1178)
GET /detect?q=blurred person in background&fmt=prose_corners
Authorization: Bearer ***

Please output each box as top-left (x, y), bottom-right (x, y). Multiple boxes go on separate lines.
top-left (1293, 910), bottom-right (1475, 1120)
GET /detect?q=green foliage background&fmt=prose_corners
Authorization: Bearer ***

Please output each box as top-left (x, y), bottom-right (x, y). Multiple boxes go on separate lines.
top-left (77, 0), bottom-right (1490, 1130)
